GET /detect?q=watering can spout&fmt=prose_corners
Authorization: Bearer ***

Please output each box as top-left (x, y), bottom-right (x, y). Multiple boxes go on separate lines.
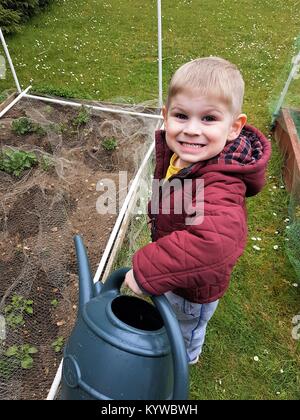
top-left (74, 235), bottom-right (99, 313)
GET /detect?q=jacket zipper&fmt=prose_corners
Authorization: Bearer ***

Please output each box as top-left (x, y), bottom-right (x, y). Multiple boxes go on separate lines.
top-left (150, 168), bottom-right (192, 241)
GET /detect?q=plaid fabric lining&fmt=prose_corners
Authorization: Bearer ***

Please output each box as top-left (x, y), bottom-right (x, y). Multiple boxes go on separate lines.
top-left (209, 128), bottom-right (263, 166)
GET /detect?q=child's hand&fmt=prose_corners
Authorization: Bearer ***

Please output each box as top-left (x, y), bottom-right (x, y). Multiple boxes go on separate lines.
top-left (124, 269), bottom-right (143, 296)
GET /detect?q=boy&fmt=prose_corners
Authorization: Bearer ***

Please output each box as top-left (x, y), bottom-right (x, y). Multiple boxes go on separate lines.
top-left (124, 57), bottom-right (271, 364)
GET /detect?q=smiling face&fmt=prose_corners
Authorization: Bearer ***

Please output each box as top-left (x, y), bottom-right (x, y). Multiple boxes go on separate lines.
top-left (163, 89), bottom-right (247, 168)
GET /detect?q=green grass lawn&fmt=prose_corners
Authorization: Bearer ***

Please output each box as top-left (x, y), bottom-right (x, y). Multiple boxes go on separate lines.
top-left (1, 0), bottom-right (299, 400)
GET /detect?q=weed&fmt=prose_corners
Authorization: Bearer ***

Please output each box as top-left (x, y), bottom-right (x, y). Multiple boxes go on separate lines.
top-left (51, 337), bottom-right (64, 353)
top-left (12, 117), bottom-right (34, 135)
top-left (11, 117), bottom-right (45, 136)
top-left (4, 295), bottom-right (33, 329)
top-left (102, 137), bottom-right (118, 151)
top-left (0, 149), bottom-right (38, 177)
top-left (50, 299), bottom-right (59, 308)
top-left (5, 344), bottom-right (38, 369)
top-left (72, 106), bottom-right (90, 127)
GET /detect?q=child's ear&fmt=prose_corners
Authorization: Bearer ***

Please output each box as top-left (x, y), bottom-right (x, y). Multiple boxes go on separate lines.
top-left (162, 106), bottom-right (168, 122)
top-left (228, 113), bottom-right (247, 141)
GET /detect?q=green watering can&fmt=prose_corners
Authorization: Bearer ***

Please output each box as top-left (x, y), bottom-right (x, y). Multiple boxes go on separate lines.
top-left (60, 235), bottom-right (189, 400)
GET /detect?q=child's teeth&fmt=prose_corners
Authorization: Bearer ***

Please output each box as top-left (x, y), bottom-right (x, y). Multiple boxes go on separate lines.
top-left (182, 142), bottom-right (202, 147)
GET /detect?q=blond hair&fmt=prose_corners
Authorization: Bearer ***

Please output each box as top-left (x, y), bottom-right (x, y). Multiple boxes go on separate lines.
top-left (166, 57), bottom-right (244, 115)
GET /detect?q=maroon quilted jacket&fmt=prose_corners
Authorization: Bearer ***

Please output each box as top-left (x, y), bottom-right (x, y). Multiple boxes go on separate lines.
top-left (132, 124), bottom-right (271, 303)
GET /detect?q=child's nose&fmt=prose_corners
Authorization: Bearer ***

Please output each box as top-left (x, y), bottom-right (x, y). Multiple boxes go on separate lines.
top-left (183, 119), bottom-right (202, 136)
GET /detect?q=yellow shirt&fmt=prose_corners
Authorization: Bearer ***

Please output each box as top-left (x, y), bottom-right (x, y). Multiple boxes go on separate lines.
top-left (165, 153), bottom-right (183, 180)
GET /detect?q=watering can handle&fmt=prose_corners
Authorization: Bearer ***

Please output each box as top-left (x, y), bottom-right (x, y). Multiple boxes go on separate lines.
top-left (151, 295), bottom-right (189, 400)
top-left (103, 268), bottom-right (189, 400)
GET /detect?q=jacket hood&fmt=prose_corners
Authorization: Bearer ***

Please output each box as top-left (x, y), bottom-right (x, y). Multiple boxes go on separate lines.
top-left (155, 124), bottom-right (272, 197)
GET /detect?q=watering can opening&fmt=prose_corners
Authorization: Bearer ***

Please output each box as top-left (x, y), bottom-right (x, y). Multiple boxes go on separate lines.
top-left (111, 296), bottom-right (164, 331)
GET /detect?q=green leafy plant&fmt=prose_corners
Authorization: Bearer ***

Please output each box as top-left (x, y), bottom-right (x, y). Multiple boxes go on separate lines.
top-left (50, 299), bottom-right (59, 308)
top-left (72, 106), bottom-right (90, 127)
top-left (51, 336), bottom-right (64, 353)
top-left (102, 137), bottom-right (118, 151)
top-left (5, 344), bottom-right (38, 369)
top-left (4, 295), bottom-right (33, 329)
top-left (12, 117), bottom-right (45, 136)
top-left (0, 149), bottom-right (38, 177)
top-left (12, 117), bottom-right (34, 135)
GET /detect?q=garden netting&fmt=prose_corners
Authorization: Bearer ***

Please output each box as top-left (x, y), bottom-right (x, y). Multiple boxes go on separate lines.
top-left (0, 96), bottom-right (158, 399)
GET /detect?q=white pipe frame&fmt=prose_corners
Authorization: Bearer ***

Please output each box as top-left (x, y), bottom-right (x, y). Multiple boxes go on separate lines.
top-left (0, 85), bottom-right (31, 118)
top-left (272, 50), bottom-right (300, 123)
top-left (157, 0), bottom-right (163, 108)
top-left (24, 93), bottom-right (163, 121)
top-left (0, 28), bottom-right (22, 93)
top-left (46, 361), bottom-right (63, 401)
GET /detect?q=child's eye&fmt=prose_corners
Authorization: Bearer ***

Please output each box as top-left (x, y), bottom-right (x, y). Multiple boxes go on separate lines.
top-left (202, 115), bottom-right (216, 122)
top-left (175, 113), bottom-right (187, 120)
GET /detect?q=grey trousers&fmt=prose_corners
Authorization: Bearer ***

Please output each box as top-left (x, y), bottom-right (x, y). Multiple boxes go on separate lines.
top-left (165, 291), bottom-right (219, 363)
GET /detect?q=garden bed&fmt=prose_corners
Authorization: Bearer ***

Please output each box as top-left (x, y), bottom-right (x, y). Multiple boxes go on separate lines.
top-left (273, 107), bottom-right (300, 195)
top-left (273, 107), bottom-right (300, 281)
top-left (0, 96), bottom-right (158, 399)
